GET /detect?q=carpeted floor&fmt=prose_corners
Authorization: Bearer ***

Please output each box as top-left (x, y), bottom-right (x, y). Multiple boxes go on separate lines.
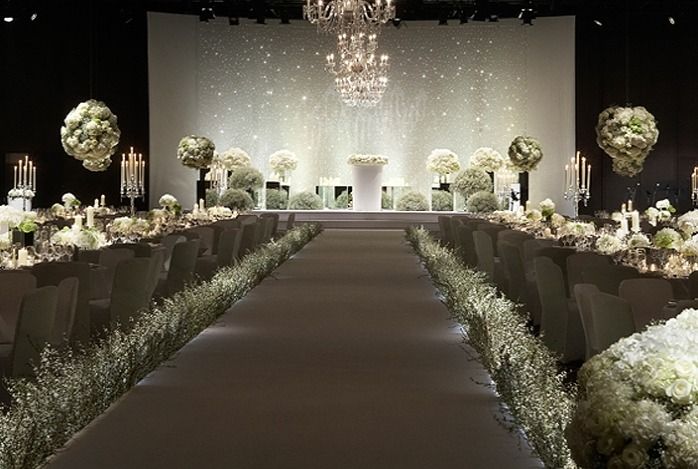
top-left (45, 230), bottom-right (541, 469)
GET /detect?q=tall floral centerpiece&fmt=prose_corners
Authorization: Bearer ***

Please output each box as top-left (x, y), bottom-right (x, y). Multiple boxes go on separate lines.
top-left (568, 309), bottom-right (698, 468)
top-left (216, 147), bottom-right (251, 170)
top-left (470, 147), bottom-right (504, 174)
top-left (269, 150), bottom-right (298, 184)
top-left (596, 105), bottom-right (659, 178)
top-left (177, 136), bottom-right (215, 170)
top-left (426, 149), bottom-right (461, 187)
top-left (348, 154), bottom-right (389, 212)
top-left (60, 99), bottom-right (121, 172)
top-left (508, 136), bottom-right (543, 206)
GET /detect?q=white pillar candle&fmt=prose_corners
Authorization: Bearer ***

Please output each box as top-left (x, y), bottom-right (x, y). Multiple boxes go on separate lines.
top-left (100, 194), bottom-right (106, 206)
top-left (631, 211), bottom-right (640, 233)
top-left (73, 215), bottom-right (83, 230)
top-left (17, 248), bottom-right (28, 267)
top-left (13, 166), bottom-right (17, 188)
top-left (86, 207), bottom-right (95, 228)
top-left (32, 167), bottom-right (36, 191)
top-left (199, 198), bottom-right (205, 210)
top-left (193, 205), bottom-right (199, 215)
top-left (620, 216), bottom-right (629, 236)
top-left (94, 198), bottom-right (99, 209)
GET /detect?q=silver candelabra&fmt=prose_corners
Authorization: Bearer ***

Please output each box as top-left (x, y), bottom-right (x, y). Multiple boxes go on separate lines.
top-left (564, 151), bottom-right (591, 219)
top-left (120, 147), bottom-right (145, 216)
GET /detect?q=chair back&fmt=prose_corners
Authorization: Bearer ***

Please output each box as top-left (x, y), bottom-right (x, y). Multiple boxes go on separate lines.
top-left (260, 213), bottom-right (279, 237)
top-left (99, 248), bottom-right (135, 294)
top-left (522, 239), bottom-right (555, 271)
top-left (497, 230), bottom-right (532, 250)
top-left (689, 271), bottom-right (698, 299)
top-left (476, 223), bottom-right (506, 256)
top-left (213, 219), bottom-right (241, 231)
top-left (536, 247), bottom-right (575, 296)
top-left (109, 243), bottom-right (152, 258)
top-left (165, 239), bottom-right (201, 296)
top-left (472, 230), bottom-right (495, 280)
top-left (454, 224), bottom-right (477, 267)
top-left (238, 222), bottom-right (259, 257)
top-left (32, 261), bottom-right (91, 343)
top-left (590, 292), bottom-right (636, 354)
top-left (566, 252), bottom-right (610, 294)
top-left (217, 229), bottom-right (242, 267)
top-left (145, 249), bottom-right (166, 301)
top-left (438, 216), bottom-right (453, 247)
top-left (187, 227), bottom-right (215, 256)
top-left (110, 258), bottom-right (152, 330)
top-left (77, 249), bottom-right (101, 264)
top-left (619, 278), bottom-right (674, 331)
top-left (11, 286), bottom-right (58, 377)
top-left (534, 256), bottom-right (569, 357)
top-left (51, 277), bottom-right (79, 347)
top-left (582, 264), bottom-right (639, 295)
top-left (286, 212), bottom-right (296, 230)
top-left (237, 214), bottom-right (258, 225)
top-left (0, 271), bottom-right (37, 343)
top-left (499, 241), bottom-right (526, 303)
top-left (161, 234), bottom-right (186, 271)
top-left (574, 283), bottom-right (600, 360)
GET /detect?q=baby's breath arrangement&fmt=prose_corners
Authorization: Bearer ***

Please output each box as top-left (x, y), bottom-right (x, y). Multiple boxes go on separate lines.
top-left (406, 227), bottom-right (577, 468)
top-left (0, 224), bottom-right (321, 469)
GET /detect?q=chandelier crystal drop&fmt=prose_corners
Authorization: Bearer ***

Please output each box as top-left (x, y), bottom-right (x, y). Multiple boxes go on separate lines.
top-left (325, 32), bottom-right (390, 107)
top-left (304, 0), bottom-right (396, 35)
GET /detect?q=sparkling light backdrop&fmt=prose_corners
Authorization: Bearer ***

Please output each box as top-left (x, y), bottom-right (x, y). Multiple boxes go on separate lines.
top-left (149, 13), bottom-right (575, 209)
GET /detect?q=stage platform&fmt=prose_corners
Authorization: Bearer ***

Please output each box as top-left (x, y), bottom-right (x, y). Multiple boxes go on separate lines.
top-left (252, 210), bottom-right (454, 230)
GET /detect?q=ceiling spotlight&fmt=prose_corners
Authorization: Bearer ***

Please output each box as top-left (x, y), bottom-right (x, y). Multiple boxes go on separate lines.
top-left (3, 15), bottom-right (12, 23)
top-left (392, 17), bottom-right (402, 28)
top-left (519, 1), bottom-right (535, 25)
top-left (199, 0), bottom-right (215, 22)
top-left (593, 18), bottom-right (603, 27)
top-left (668, 16), bottom-right (676, 25)
top-left (30, 12), bottom-right (37, 21)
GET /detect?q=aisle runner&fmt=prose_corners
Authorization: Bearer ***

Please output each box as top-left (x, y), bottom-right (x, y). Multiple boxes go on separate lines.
top-left (46, 230), bottom-right (541, 469)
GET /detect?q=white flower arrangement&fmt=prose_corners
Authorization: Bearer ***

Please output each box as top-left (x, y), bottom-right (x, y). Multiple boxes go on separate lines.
top-left (7, 188), bottom-right (35, 199)
top-left (268, 150), bottom-right (298, 174)
top-left (177, 136), bottom-right (216, 169)
top-left (470, 147), bottom-right (504, 173)
top-left (110, 217), bottom-right (150, 239)
top-left (50, 203), bottom-right (66, 217)
top-left (507, 136), bottom-right (543, 172)
top-left (596, 105), bottom-right (659, 178)
top-left (215, 147), bottom-right (251, 170)
top-left (539, 198), bottom-right (556, 219)
top-left (550, 213), bottom-right (566, 228)
top-left (569, 309), bottom-right (698, 468)
top-left (61, 193), bottom-right (80, 208)
top-left (558, 221), bottom-right (596, 237)
top-left (207, 206), bottom-right (233, 219)
top-left (60, 99), bottom-right (120, 172)
top-left (680, 237), bottom-right (698, 258)
top-left (627, 233), bottom-right (651, 248)
top-left (51, 226), bottom-right (107, 250)
top-left (347, 154), bottom-right (389, 166)
top-left (0, 205), bottom-right (36, 229)
top-left (158, 194), bottom-right (178, 209)
top-left (526, 209), bottom-right (543, 223)
top-left (451, 167), bottom-right (493, 199)
top-left (466, 191), bottom-right (500, 213)
top-left (425, 149), bottom-right (460, 175)
top-left (654, 227), bottom-right (683, 250)
top-left (678, 210), bottom-right (698, 237)
top-left (596, 233), bottom-right (624, 255)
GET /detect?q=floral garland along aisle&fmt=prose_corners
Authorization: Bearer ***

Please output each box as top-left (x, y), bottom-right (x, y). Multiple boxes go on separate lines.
top-left (0, 224), bottom-right (322, 469)
top-left (406, 227), bottom-right (577, 469)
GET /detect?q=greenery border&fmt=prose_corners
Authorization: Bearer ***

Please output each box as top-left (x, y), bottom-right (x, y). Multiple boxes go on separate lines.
top-left (0, 223), bottom-right (322, 469)
top-left (406, 226), bottom-right (577, 468)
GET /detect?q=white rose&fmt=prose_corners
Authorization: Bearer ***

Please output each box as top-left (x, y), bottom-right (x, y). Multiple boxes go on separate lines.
top-left (621, 444), bottom-right (648, 468)
top-left (674, 360), bottom-right (697, 378)
top-left (656, 199), bottom-right (671, 210)
top-left (666, 379), bottom-right (693, 403)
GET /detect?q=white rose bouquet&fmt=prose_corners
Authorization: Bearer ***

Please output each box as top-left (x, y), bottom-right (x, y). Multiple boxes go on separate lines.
top-left (539, 198), bottom-right (556, 219)
top-left (596, 105), bottom-right (659, 178)
top-left (654, 227), bottom-right (683, 250)
top-left (177, 136), bottom-right (215, 169)
top-left (596, 233), bottom-right (624, 255)
top-left (558, 221), bottom-right (596, 237)
top-left (678, 210), bottom-right (698, 237)
top-left (269, 150), bottom-right (298, 175)
top-left (60, 99), bottom-right (120, 172)
top-left (7, 188), bottom-right (35, 199)
top-left (425, 149), bottom-right (460, 175)
top-left (158, 194), bottom-right (181, 214)
top-left (470, 147), bottom-right (504, 173)
top-left (569, 309), bottom-right (698, 469)
top-left (508, 136), bottom-right (543, 172)
top-left (51, 226), bottom-right (107, 250)
top-left (627, 233), bottom-right (651, 248)
top-left (215, 147), bottom-right (251, 170)
top-left (61, 193), bottom-right (80, 209)
top-left (110, 216), bottom-right (150, 240)
top-left (347, 154), bottom-right (389, 166)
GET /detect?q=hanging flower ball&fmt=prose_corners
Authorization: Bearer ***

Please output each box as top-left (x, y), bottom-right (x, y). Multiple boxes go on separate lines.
top-left (177, 136), bottom-right (215, 169)
top-left (60, 99), bottom-right (121, 172)
top-left (508, 136), bottom-right (543, 172)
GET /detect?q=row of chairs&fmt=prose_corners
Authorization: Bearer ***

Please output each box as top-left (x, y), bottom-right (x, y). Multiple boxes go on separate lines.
top-left (438, 215), bottom-right (697, 364)
top-left (0, 213), bottom-right (294, 385)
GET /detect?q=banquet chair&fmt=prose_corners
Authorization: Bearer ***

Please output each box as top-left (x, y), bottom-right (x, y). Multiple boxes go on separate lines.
top-left (499, 241), bottom-right (527, 304)
top-left (536, 247), bottom-right (576, 296)
top-left (573, 283), bottom-right (600, 360)
top-left (238, 222), bottom-right (260, 257)
top-left (98, 248), bottom-right (135, 297)
top-left (618, 278), bottom-right (673, 331)
top-left (213, 219), bottom-right (241, 231)
top-left (156, 239), bottom-right (201, 299)
top-left (438, 216), bottom-right (454, 248)
top-left (688, 271), bottom-right (698, 299)
top-left (260, 213), bottom-right (280, 238)
top-left (476, 223), bottom-right (506, 256)
top-left (534, 256), bottom-right (585, 363)
top-left (195, 229), bottom-right (242, 281)
top-left (589, 292), bottom-right (636, 354)
top-left (454, 224), bottom-right (477, 267)
top-left (90, 258), bottom-right (152, 334)
top-left (286, 212), bottom-right (296, 231)
top-left (145, 250), bottom-right (166, 301)
top-left (186, 227), bottom-right (215, 256)
top-left (50, 277), bottom-right (79, 348)
top-left (208, 224), bottom-right (226, 255)
top-left (32, 261), bottom-right (91, 344)
top-left (0, 286), bottom-right (58, 379)
top-left (497, 230), bottom-right (532, 251)
top-left (581, 264), bottom-right (639, 295)
top-left (77, 249), bottom-right (101, 264)
top-left (161, 234), bottom-right (186, 272)
top-left (0, 271), bottom-right (37, 345)
top-left (237, 214), bottom-right (259, 224)
top-left (109, 242), bottom-right (152, 258)
top-left (566, 252), bottom-right (610, 295)
top-left (472, 230), bottom-right (495, 282)
top-left (261, 216), bottom-right (275, 244)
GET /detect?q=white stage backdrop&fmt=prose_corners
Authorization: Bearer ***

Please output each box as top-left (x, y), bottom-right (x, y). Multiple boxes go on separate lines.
top-left (148, 13), bottom-right (575, 212)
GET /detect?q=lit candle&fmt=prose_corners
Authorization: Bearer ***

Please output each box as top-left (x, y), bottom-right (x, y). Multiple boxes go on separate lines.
top-left (32, 167), bottom-right (36, 191)
top-left (525, 200), bottom-right (531, 212)
top-left (13, 166), bottom-right (17, 188)
top-left (100, 194), bottom-right (106, 206)
top-left (199, 198), bottom-right (205, 210)
top-left (18, 159), bottom-right (23, 186)
top-left (631, 211), bottom-right (640, 233)
top-left (17, 248), bottom-right (28, 267)
top-left (581, 156), bottom-right (586, 188)
top-left (621, 203), bottom-right (626, 214)
top-left (23, 156), bottom-right (28, 186)
top-left (86, 206), bottom-right (95, 228)
top-left (564, 164), bottom-right (569, 189)
top-left (587, 166), bottom-right (591, 190)
top-left (628, 199), bottom-right (633, 212)
top-left (94, 198), bottom-right (99, 208)
top-left (73, 215), bottom-right (83, 230)
top-left (620, 216), bottom-right (629, 236)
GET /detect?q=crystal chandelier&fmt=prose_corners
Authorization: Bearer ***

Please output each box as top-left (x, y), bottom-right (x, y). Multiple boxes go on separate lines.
top-left (304, 0), bottom-right (396, 35)
top-left (326, 32), bottom-right (389, 107)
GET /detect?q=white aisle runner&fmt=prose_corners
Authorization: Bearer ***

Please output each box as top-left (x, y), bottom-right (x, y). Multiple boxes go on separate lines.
top-left (46, 230), bottom-right (541, 469)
